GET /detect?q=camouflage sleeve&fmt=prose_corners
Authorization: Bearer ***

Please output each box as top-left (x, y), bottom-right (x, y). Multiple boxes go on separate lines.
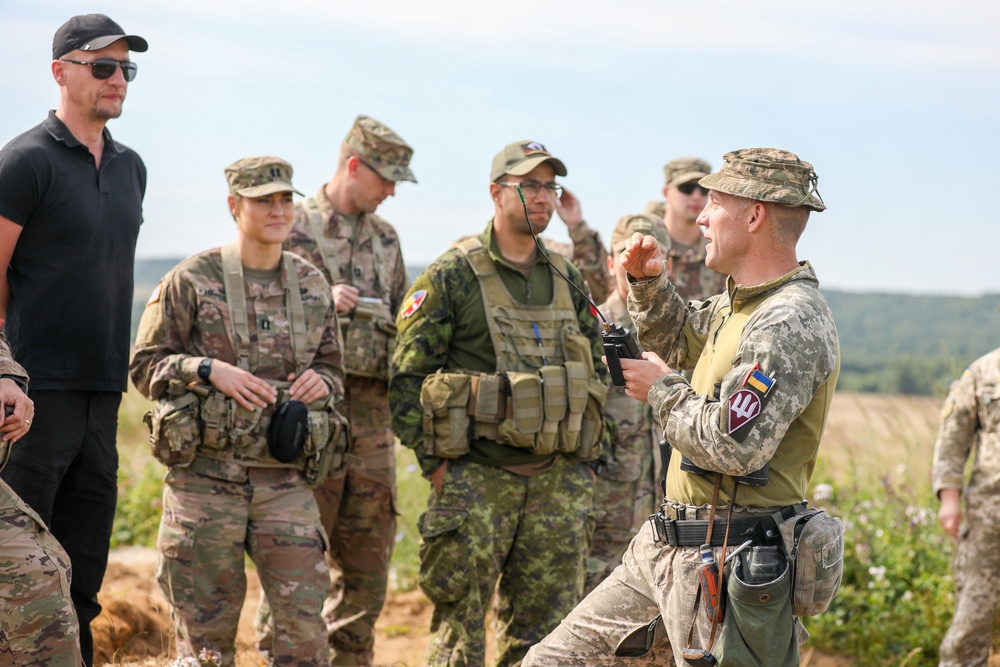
top-left (931, 367), bottom-right (979, 495)
top-left (0, 333), bottom-right (27, 382)
top-left (567, 221), bottom-right (614, 306)
top-left (305, 280), bottom-right (346, 402)
top-left (648, 292), bottom-right (838, 476)
top-left (627, 269), bottom-right (714, 371)
top-left (129, 270), bottom-right (204, 400)
top-left (389, 259), bottom-right (456, 477)
top-left (285, 208), bottom-right (333, 284)
top-left (387, 233), bottom-right (409, 317)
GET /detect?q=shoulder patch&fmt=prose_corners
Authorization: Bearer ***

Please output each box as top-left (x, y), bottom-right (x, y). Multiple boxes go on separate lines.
top-left (400, 289), bottom-right (428, 319)
top-left (727, 364), bottom-right (777, 437)
top-left (145, 283), bottom-right (162, 307)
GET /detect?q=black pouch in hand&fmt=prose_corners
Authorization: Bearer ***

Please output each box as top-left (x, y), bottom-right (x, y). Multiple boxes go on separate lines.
top-left (267, 400), bottom-right (309, 463)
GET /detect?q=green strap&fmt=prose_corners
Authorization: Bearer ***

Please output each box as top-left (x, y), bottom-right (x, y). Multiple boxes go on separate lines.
top-left (303, 197), bottom-right (341, 285)
top-left (219, 243), bottom-right (309, 375)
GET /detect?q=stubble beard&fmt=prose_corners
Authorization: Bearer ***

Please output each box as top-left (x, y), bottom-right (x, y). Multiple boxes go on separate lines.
top-left (92, 102), bottom-right (123, 120)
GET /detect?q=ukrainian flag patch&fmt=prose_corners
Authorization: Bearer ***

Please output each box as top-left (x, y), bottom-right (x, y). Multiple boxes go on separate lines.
top-left (743, 365), bottom-right (775, 395)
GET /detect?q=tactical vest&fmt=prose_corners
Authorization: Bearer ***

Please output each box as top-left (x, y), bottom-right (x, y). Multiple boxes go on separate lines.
top-left (419, 237), bottom-right (607, 460)
top-left (145, 244), bottom-right (346, 485)
top-left (302, 198), bottom-right (396, 381)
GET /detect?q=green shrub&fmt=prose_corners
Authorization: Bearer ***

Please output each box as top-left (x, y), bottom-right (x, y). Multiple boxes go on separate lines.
top-left (389, 446), bottom-right (430, 592)
top-left (112, 452), bottom-right (164, 548)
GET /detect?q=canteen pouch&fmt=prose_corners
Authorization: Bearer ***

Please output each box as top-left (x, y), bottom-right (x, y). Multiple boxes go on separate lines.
top-left (716, 548), bottom-right (799, 667)
top-left (537, 365), bottom-right (567, 455)
top-left (420, 371), bottom-right (472, 458)
top-left (496, 371), bottom-right (544, 451)
top-left (267, 399), bottom-right (310, 463)
top-left (777, 507), bottom-right (845, 616)
top-left (342, 298), bottom-right (396, 380)
top-left (144, 391), bottom-right (201, 467)
top-left (303, 406), bottom-right (348, 488)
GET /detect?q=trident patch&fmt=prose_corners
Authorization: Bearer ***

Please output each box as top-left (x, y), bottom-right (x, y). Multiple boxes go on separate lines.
top-left (726, 364), bottom-right (777, 437)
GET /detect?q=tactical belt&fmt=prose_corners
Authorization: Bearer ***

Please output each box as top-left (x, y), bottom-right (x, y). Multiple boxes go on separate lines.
top-left (649, 502), bottom-right (803, 547)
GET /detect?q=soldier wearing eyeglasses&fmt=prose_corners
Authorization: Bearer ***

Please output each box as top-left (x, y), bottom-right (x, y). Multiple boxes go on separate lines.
top-left (390, 140), bottom-right (609, 666)
top-left (254, 115), bottom-right (414, 666)
top-left (0, 14), bottom-right (147, 666)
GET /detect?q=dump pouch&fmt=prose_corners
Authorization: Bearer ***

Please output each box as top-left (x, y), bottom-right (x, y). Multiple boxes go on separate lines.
top-left (267, 399), bottom-right (310, 463)
top-left (145, 390), bottom-right (201, 467)
top-left (420, 371), bottom-right (473, 458)
top-left (496, 371), bottom-right (546, 452)
top-left (342, 298), bottom-right (397, 380)
top-left (775, 507), bottom-right (845, 617)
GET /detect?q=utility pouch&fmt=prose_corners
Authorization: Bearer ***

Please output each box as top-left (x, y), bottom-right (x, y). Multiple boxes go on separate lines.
top-left (536, 365), bottom-right (567, 456)
top-left (342, 298), bottom-right (396, 381)
top-left (496, 371), bottom-right (544, 451)
top-left (776, 507), bottom-right (844, 617)
top-left (303, 407), bottom-right (348, 488)
top-left (559, 362), bottom-right (590, 453)
top-left (570, 376), bottom-right (608, 462)
top-left (144, 391), bottom-right (201, 467)
top-left (716, 549), bottom-right (799, 667)
top-left (420, 371), bottom-right (472, 458)
top-left (199, 391), bottom-right (229, 450)
top-left (228, 401), bottom-right (267, 449)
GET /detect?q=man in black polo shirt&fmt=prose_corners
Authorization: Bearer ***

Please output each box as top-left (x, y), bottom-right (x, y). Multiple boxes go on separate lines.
top-left (0, 14), bottom-right (148, 665)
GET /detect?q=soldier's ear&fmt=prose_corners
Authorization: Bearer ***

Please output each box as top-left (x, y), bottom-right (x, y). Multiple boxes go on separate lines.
top-left (489, 182), bottom-right (502, 202)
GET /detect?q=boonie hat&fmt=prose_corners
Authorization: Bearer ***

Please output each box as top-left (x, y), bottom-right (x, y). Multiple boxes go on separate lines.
top-left (53, 14), bottom-right (148, 60)
top-left (491, 141), bottom-right (568, 182)
top-left (663, 156), bottom-right (711, 189)
top-left (225, 156), bottom-right (303, 197)
top-left (700, 148), bottom-right (826, 212)
top-left (610, 213), bottom-right (671, 254)
top-left (345, 115), bottom-right (417, 183)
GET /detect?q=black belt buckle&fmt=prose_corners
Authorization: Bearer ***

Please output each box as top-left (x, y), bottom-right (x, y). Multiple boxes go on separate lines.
top-left (648, 513), bottom-right (665, 544)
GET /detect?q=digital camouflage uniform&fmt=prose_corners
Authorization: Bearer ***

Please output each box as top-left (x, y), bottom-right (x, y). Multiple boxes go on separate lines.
top-left (0, 336), bottom-right (82, 667)
top-left (390, 206), bottom-right (608, 665)
top-left (932, 348), bottom-right (1000, 667)
top-left (130, 157), bottom-right (344, 667)
top-left (585, 215), bottom-right (671, 596)
top-left (273, 115), bottom-right (412, 666)
top-left (525, 148), bottom-right (838, 667)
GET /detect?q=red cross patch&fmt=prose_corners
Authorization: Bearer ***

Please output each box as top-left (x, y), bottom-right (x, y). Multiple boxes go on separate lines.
top-left (728, 389), bottom-right (761, 434)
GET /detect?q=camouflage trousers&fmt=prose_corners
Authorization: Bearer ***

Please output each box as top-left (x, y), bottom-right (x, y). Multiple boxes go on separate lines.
top-left (939, 521), bottom-right (1000, 667)
top-left (157, 465), bottom-right (329, 667)
top-left (256, 379), bottom-right (397, 666)
top-left (419, 456), bottom-right (594, 667)
top-left (586, 437), bottom-right (660, 595)
top-left (0, 479), bottom-right (82, 666)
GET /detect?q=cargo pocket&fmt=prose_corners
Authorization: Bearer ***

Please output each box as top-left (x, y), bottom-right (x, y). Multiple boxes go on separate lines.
top-left (417, 507), bottom-right (469, 604)
top-left (716, 547), bottom-right (799, 667)
top-left (156, 510), bottom-right (197, 617)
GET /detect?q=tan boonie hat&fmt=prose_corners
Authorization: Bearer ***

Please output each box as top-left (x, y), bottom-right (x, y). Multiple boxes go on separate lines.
top-left (344, 115), bottom-right (416, 183)
top-left (700, 148), bottom-right (826, 212)
top-left (663, 156), bottom-right (711, 189)
top-left (490, 141), bottom-right (568, 182)
top-left (225, 156), bottom-right (303, 197)
top-left (610, 213), bottom-right (671, 254)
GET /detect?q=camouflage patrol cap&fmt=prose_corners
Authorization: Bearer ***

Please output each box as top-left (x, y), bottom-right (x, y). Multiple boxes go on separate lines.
top-left (344, 115), bottom-right (417, 183)
top-left (224, 156), bottom-right (303, 197)
top-left (490, 141), bottom-right (568, 182)
top-left (700, 148), bottom-right (826, 212)
top-left (663, 156), bottom-right (711, 188)
top-left (610, 213), bottom-right (671, 254)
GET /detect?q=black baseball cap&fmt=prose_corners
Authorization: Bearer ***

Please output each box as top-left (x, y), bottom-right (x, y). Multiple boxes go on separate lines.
top-left (52, 14), bottom-right (148, 60)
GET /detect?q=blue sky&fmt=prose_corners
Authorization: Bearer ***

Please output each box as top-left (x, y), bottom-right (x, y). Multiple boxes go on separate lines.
top-left (3, 0), bottom-right (998, 295)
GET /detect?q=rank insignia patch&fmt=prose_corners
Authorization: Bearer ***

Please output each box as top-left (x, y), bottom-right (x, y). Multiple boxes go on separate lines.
top-left (400, 290), bottom-right (428, 319)
top-left (728, 389), bottom-right (762, 434)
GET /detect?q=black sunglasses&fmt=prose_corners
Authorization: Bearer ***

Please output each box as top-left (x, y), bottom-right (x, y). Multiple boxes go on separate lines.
top-left (676, 182), bottom-right (709, 196)
top-left (61, 58), bottom-right (138, 82)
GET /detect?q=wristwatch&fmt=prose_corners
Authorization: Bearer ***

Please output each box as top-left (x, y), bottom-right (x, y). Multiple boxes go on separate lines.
top-left (197, 357), bottom-right (214, 382)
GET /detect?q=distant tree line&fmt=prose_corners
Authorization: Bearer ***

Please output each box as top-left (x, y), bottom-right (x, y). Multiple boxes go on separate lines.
top-left (132, 260), bottom-right (1000, 397)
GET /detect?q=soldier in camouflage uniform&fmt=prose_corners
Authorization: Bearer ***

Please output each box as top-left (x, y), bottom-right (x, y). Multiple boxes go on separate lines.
top-left (130, 157), bottom-right (345, 667)
top-left (390, 140), bottom-right (608, 666)
top-left (525, 148), bottom-right (838, 666)
top-left (932, 350), bottom-right (1000, 667)
top-left (585, 215), bottom-right (670, 596)
top-left (0, 340), bottom-right (80, 666)
top-left (561, 157), bottom-right (726, 307)
top-left (259, 115), bottom-right (412, 666)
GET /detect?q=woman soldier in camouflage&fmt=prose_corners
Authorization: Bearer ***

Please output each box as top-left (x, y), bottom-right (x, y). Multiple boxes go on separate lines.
top-left (130, 157), bottom-right (346, 666)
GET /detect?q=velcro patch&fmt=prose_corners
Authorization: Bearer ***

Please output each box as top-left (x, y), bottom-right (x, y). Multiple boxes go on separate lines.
top-left (522, 141), bottom-right (548, 156)
top-left (400, 289), bottom-right (428, 319)
top-left (728, 389), bottom-right (761, 434)
top-left (145, 283), bottom-right (162, 307)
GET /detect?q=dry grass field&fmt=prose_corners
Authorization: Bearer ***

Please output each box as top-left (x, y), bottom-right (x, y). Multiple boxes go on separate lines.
top-left (92, 390), bottom-right (995, 666)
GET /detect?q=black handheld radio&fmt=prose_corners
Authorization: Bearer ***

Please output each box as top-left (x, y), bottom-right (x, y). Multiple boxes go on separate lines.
top-left (514, 186), bottom-right (639, 387)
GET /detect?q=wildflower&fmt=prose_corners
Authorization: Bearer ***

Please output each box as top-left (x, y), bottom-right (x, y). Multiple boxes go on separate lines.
top-left (812, 483), bottom-right (834, 502)
top-left (868, 565), bottom-right (886, 581)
